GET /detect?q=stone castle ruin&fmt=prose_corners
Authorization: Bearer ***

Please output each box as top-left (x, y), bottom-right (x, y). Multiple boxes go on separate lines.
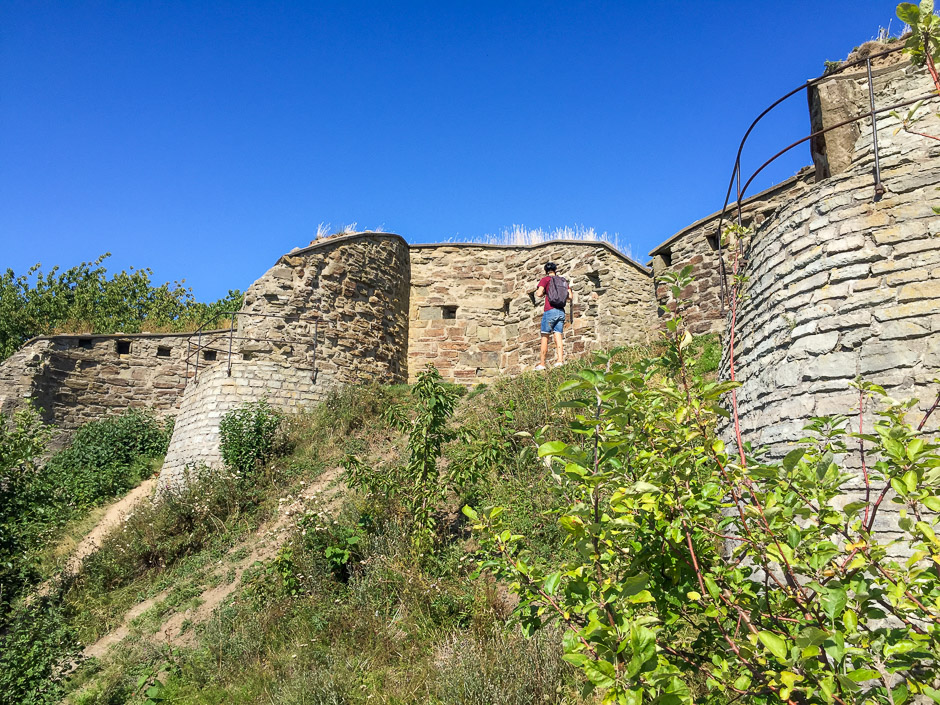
top-left (0, 44), bottom-right (938, 493)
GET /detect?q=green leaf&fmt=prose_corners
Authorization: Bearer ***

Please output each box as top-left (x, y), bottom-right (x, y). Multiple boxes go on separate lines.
top-left (903, 469), bottom-right (918, 493)
top-left (703, 575), bottom-right (721, 599)
top-left (557, 379), bottom-right (583, 393)
top-left (898, 2), bottom-right (921, 24)
top-left (583, 658), bottom-right (617, 688)
top-left (538, 441), bottom-right (567, 457)
top-left (543, 571), bottom-right (562, 596)
top-left (563, 652), bottom-right (588, 667)
top-left (783, 448), bottom-right (805, 471)
top-left (847, 668), bottom-right (880, 682)
top-left (461, 505), bottom-right (478, 521)
top-left (758, 631), bottom-right (789, 661)
top-left (823, 587), bottom-right (848, 622)
top-left (631, 481), bottom-right (660, 494)
top-left (621, 572), bottom-right (650, 596)
top-left (923, 495), bottom-right (940, 512)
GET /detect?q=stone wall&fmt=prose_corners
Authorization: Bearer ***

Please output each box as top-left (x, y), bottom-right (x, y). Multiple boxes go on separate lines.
top-left (159, 359), bottom-right (324, 486)
top-left (158, 233), bottom-right (412, 481)
top-left (726, 60), bottom-right (940, 542)
top-left (649, 170), bottom-right (816, 336)
top-left (0, 331), bottom-right (226, 438)
top-left (238, 232), bottom-right (411, 387)
top-left (408, 242), bottom-right (655, 383)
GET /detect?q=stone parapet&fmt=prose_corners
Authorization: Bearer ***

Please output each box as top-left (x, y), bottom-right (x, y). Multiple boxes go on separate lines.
top-left (409, 241), bottom-right (654, 382)
top-left (0, 331), bottom-right (227, 444)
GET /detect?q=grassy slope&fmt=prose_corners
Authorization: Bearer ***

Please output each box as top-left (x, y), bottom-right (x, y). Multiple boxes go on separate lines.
top-left (55, 341), bottom-right (719, 705)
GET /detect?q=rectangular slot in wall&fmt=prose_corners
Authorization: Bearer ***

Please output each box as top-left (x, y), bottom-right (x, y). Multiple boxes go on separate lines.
top-left (203, 349), bottom-right (218, 362)
top-left (78, 338), bottom-right (94, 349)
top-left (442, 305), bottom-right (457, 320)
top-left (706, 233), bottom-right (720, 251)
top-left (503, 298), bottom-right (511, 318)
top-left (156, 346), bottom-right (172, 358)
top-left (116, 340), bottom-right (131, 355)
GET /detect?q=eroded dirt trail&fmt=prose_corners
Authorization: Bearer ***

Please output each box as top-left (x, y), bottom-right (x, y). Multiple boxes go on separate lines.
top-left (66, 478), bottom-right (158, 575)
top-left (83, 466), bottom-right (346, 657)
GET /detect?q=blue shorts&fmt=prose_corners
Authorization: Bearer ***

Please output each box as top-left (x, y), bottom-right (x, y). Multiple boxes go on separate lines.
top-left (541, 308), bottom-right (566, 334)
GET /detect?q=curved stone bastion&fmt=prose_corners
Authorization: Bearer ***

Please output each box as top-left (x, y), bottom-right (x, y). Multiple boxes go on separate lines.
top-left (726, 60), bottom-right (940, 542)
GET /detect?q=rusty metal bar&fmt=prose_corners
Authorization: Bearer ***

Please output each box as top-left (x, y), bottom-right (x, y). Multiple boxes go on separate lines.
top-left (867, 58), bottom-right (886, 198)
top-left (738, 92), bottom-right (937, 205)
top-left (227, 311), bottom-right (236, 376)
top-left (194, 328), bottom-right (201, 383)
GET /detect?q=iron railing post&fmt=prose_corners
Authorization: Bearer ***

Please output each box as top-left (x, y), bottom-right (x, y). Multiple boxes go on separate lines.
top-left (195, 329), bottom-right (201, 384)
top-left (227, 312), bottom-right (236, 376)
top-left (867, 58), bottom-right (886, 199)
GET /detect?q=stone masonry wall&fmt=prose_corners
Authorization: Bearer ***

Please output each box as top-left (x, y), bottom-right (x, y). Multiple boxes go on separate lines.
top-left (238, 232), bottom-right (411, 387)
top-left (408, 242), bottom-right (655, 383)
top-left (0, 331), bottom-right (226, 439)
top-left (649, 170), bottom-right (816, 336)
top-left (158, 233), bottom-right (411, 481)
top-left (159, 359), bottom-right (325, 486)
top-left (727, 60), bottom-right (940, 544)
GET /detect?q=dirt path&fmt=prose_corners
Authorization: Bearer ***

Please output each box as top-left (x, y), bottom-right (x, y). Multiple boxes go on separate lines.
top-left (83, 466), bottom-right (346, 656)
top-left (65, 478), bottom-right (157, 575)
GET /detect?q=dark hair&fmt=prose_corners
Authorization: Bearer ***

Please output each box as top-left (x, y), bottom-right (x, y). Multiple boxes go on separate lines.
top-left (544, 262), bottom-right (557, 273)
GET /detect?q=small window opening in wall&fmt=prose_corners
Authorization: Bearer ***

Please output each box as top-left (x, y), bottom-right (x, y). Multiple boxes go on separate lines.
top-left (156, 346), bottom-right (172, 358)
top-left (587, 271), bottom-right (601, 288)
top-left (503, 298), bottom-right (511, 318)
top-left (116, 340), bottom-right (131, 356)
top-left (706, 233), bottom-right (720, 252)
top-left (242, 351), bottom-right (254, 361)
top-left (203, 349), bottom-right (218, 362)
top-left (659, 249), bottom-right (673, 267)
top-left (442, 305), bottom-right (457, 320)
top-left (78, 338), bottom-right (93, 349)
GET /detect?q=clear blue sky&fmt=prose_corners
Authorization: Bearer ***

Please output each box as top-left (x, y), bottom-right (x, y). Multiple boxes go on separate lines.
top-left (1, 1), bottom-right (901, 301)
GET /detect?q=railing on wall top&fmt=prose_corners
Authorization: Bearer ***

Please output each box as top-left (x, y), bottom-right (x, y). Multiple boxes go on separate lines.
top-left (184, 311), bottom-right (319, 385)
top-left (712, 44), bottom-right (940, 309)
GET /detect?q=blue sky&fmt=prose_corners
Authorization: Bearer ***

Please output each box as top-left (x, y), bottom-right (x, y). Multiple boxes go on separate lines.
top-left (1, 1), bottom-right (901, 301)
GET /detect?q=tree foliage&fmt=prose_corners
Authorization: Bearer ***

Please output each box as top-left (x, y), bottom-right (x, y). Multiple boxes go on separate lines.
top-left (0, 253), bottom-right (242, 361)
top-left (469, 264), bottom-right (940, 704)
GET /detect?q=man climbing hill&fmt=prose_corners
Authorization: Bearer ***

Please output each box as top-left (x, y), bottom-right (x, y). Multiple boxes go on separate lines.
top-left (533, 262), bottom-right (571, 370)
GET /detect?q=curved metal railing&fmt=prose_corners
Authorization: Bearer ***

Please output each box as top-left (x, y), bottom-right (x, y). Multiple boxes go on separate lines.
top-left (184, 311), bottom-right (319, 384)
top-left (712, 44), bottom-right (939, 307)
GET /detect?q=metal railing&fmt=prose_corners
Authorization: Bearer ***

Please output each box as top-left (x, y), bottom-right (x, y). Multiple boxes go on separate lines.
top-left (184, 311), bottom-right (320, 384)
top-left (712, 44), bottom-right (940, 308)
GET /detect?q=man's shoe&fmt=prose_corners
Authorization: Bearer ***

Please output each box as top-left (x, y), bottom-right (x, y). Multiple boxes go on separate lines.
top-left (553, 362), bottom-right (563, 368)
top-left (534, 364), bottom-right (547, 371)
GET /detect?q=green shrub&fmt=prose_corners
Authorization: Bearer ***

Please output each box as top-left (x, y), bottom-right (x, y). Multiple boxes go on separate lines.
top-left (0, 598), bottom-right (82, 705)
top-left (219, 399), bottom-right (288, 479)
top-left (42, 408), bottom-right (173, 508)
top-left (0, 404), bottom-right (51, 615)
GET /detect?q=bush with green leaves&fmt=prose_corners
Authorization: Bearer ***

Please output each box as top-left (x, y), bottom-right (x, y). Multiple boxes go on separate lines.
top-left (0, 404), bottom-right (52, 614)
top-left (218, 399), bottom-right (288, 479)
top-left (345, 364), bottom-right (462, 547)
top-left (0, 253), bottom-right (242, 362)
top-left (469, 263), bottom-right (940, 704)
top-left (42, 408), bottom-right (173, 507)
top-left (0, 407), bottom-right (172, 622)
top-left (0, 598), bottom-right (82, 705)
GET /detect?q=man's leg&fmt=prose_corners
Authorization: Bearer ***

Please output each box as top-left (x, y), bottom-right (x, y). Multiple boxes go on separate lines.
top-left (540, 333), bottom-right (549, 367)
top-left (553, 331), bottom-right (564, 364)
